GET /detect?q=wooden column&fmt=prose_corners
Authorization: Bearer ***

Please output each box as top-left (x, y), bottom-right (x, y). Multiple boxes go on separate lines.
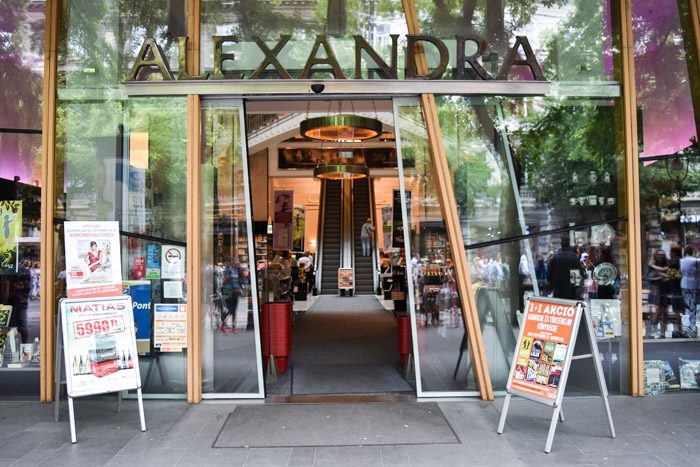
top-left (186, 0), bottom-right (202, 403)
top-left (401, 0), bottom-right (494, 400)
top-left (618, 0), bottom-right (644, 396)
top-left (40, 0), bottom-right (59, 402)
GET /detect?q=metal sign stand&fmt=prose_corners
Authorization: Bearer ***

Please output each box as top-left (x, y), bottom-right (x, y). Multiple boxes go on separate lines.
top-left (497, 300), bottom-right (615, 453)
top-left (57, 297), bottom-right (147, 443)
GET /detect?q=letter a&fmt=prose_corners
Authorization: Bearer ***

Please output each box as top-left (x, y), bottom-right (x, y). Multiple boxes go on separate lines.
top-left (125, 38), bottom-right (173, 81)
top-left (497, 36), bottom-right (544, 81)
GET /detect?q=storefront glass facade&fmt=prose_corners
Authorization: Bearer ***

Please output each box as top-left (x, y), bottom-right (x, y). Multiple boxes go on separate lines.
top-left (1, 0), bottom-right (698, 400)
top-left (0, 0), bottom-right (45, 398)
top-left (634, 0), bottom-right (700, 394)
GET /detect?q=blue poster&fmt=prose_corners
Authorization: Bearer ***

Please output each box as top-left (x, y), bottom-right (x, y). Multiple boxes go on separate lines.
top-left (122, 280), bottom-right (152, 355)
top-left (146, 244), bottom-right (160, 279)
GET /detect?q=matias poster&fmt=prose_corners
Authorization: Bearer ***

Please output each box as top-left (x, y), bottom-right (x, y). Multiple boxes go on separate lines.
top-left (64, 221), bottom-right (123, 299)
top-left (61, 295), bottom-right (141, 398)
top-left (509, 297), bottom-right (579, 403)
top-left (0, 201), bottom-right (22, 274)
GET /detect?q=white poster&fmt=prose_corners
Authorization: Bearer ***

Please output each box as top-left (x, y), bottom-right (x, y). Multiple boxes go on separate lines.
top-left (163, 281), bottom-right (183, 299)
top-left (161, 245), bottom-right (185, 280)
top-left (64, 221), bottom-right (123, 299)
top-left (153, 304), bottom-right (187, 352)
top-left (61, 296), bottom-right (141, 398)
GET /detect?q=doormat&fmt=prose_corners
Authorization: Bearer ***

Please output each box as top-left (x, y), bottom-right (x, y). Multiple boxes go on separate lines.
top-left (292, 363), bottom-right (413, 395)
top-left (213, 402), bottom-right (460, 447)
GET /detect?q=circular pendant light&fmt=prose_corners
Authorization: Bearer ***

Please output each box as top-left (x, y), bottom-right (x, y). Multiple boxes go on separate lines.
top-left (313, 163), bottom-right (369, 180)
top-left (300, 115), bottom-right (383, 142)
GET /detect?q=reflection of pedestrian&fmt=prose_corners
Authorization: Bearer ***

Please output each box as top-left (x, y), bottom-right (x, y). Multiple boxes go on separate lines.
top-left (547, 236), bottom-right (582, 299)
top-left (361, 218), bottom-right (375, 256)
top-left (649, 249), bottom-right (670, 338)
top-left (10, 259), bottom-right (31, 343)
top-left (221, 263), bottom-right (241, 334)
top-left (681, 246), bottom-right (699, 337)
top-left (85, 241), bottom-right (102, 272)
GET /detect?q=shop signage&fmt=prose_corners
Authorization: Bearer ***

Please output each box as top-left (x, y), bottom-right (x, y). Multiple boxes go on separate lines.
top-left (0, 200), bottom-right (22, 274)
top-left (497, 296), bottom-right (615, 453)
top-left (273, 190), bottom-right (293, 251)
top-left (126, 34), bottom-right (544, 83)
top-left (338, 268), bottom-right (354, 290)
top-left (153, 303), bottom-right (187, 352)
top-left (59, 295), bottom-right (146, 443)
top-left (64, 221), bottom-right (123, 299)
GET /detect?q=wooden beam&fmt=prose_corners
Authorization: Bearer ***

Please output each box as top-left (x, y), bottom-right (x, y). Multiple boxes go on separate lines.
top-left (401, 0), bottom-right (494, 400)
top-left (186, 0), bottom-right (202, 403)
top-left (40, 0), bottom-right (59, 403)
top-left (618, 0), bottom-right (644, 396)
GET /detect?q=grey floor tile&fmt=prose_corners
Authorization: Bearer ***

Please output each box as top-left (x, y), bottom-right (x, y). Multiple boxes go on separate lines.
top-left (314, 446), bottom-right (382, 466)
top-left (404, 444), bottom-right (475, 466)
top-left (287, 447), bottom-right (315, 466)
top-left (175, 447), bottom-right (251, 466)
top-left (585, 453), bottom-right (667, 466)
top-left (380, 445), bottom-right (409, 465)
top-left (244, 447), bottom-right (292, 466)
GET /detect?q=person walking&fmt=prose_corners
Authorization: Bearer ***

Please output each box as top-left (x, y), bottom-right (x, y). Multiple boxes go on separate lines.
top-left (680, 246), bottom-right (699, 337)
top-left (360, 218), bottom-right (375, 257)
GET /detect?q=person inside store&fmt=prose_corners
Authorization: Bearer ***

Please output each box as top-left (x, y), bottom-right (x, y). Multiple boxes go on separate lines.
top-left (296, 251), bottom-right (313, 293)
top-left (360, 218), bottom-right (375, 257)
top-left (648, 249), bottom-right (670, 338)
top-left (534, 254), bottom-right (548, 295)
top-left (667, 244), bottom-right (683, 333)
top-left (547, 235), bottom-right (583, 299)
top-left (680, 245), bottom-right (699, 337)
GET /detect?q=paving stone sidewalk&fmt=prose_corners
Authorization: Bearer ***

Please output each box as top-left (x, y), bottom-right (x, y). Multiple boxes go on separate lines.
top-left (0, 395), bottom-right (698, 466)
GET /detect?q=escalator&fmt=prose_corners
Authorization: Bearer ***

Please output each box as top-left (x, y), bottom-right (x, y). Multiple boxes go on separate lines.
top-left (319, 180), bottom-right (342, 294)
top-left (352, 178), bottom-right (375, 295)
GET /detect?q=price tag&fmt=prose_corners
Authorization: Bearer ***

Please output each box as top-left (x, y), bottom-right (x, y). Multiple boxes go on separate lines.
top-left (72, 317), bottom-right (125, 339)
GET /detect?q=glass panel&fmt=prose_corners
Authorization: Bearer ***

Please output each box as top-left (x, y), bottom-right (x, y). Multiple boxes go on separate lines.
top-left (394, 98), bottom-right (475, 395)
top-left (58, 0), bottom-right (185, 88)
top-left (634, 1), bottom-right (700, 395)
top-left (0, 134), bottom-right (42, 398)
top-left (439, 95), bottom-right (630, 394)
top-left (200, 0), bottom-right (407, 78)
top-left (201, 99), bottom-right (263, 396)
top-left (0, 1), bottom-right (44, 130)
top-left (55, 97), bottom-right (188, 396)
top-left (415, 0), bottom-right (616, 83)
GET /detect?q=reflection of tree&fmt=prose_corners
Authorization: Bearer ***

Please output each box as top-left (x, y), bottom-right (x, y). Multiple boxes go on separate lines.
top-left (0, 1), bottom-right (44, 180)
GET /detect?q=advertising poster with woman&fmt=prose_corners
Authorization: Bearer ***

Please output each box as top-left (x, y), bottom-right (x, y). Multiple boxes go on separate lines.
top-left (64, 221), bottom-right (122, 298)
top-left (0, 200), bottom-right (22, 275)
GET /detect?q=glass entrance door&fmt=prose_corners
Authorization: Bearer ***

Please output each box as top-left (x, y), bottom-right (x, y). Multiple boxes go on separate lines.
top-left (200, 98), bottom-right (264, 398)
top-left (393, 97), bottom-right (480, 397)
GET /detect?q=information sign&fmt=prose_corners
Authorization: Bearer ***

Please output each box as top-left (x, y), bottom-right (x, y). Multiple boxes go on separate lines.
top-left (64, 221), bottom-right (122, 298)
top-left (497, 296), bottom-right (615, 453)
top-left (146, 244), bottom-right (160, 279)
top-left (122, 281), bottom-right (152, 355)
top-left (153, 304), bottom-right (187, 352)
top-left (338, 268), bottom-right (354, 290)
top-left (161, 245), bottom-right (185, 279)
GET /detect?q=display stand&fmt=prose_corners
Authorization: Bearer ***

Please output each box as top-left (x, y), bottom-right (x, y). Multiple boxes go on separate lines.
top-left (57, 296), bottom-right (146, 443)
top-left (496, 297), bottom-right (615, 453)
top-left (54, 311), bottom-right (122, 423)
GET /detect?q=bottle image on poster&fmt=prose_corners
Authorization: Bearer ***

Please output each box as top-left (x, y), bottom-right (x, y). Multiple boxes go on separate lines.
top-left (61, 296), bottom-right (141, 398)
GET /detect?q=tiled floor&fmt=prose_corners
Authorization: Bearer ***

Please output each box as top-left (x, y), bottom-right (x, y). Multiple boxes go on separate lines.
top-left (0, 395), bottom-right (698, 466)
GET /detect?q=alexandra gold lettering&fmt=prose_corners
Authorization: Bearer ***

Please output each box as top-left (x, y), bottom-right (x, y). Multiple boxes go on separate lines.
top-left (406, 35), bottom-right (449, 80)
top-left (300, 35), bottom-right (346, 79)
top-left (250, 35), bottom-right (292, 79)
top-left (213, 35), bottom-right (243, 79)
top-left (353, 34), bottom-right (398, 79)
top-left (177, 37), bottom-right (208, 80)
top-left (455, 35), bottom-right (491, 80)
top-left (497, 36), bottom-right (544, 80)
top-left (126, 37), bottom-right (173, 81)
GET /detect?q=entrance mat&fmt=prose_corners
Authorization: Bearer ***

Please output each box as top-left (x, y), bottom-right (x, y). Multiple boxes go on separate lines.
top-left (213, 402), bottom-right (460, 447)
top-left (292, 363), bottom-right (413, 395)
